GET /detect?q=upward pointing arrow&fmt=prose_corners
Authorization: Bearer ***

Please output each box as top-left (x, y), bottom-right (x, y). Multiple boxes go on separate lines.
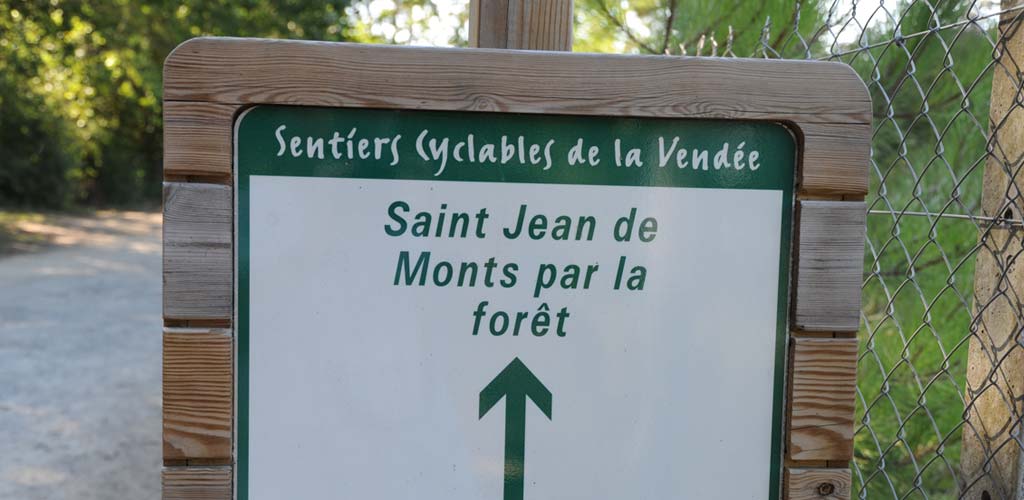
top-left (479, 358), bottom-right (552, 500)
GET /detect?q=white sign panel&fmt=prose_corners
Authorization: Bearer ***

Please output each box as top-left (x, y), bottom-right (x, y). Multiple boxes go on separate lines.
top-left (236, 106), bottom-right (796, 500)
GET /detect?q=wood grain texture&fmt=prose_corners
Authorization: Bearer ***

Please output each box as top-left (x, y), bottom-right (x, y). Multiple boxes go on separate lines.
top-left (163, 37), bottom-right (870, 194)
top-left (788, 337), bottom-right (858, 461)
top-left (960, 6), bottom-right (1024, 498)
top-left (163, 182), bottom-right (232, 321)
top-left (797, 122), bottom-right (872, 197)
top-left (162, 466), bottom-right (232, 499)
top-left (794, 201), bottom-right (866, 332)
top-left (507, 0), bottom-right (574, 51)
top-left (785, 467), bottom-right (852, 500)
top-left (163, 328), bottom-right (233, 461)
top-left (471, 0), bottom-right (573, 51)
top-left (470, 0), bottom-right (510, 49)
top-left (163, 101), bottom-right (236, 178)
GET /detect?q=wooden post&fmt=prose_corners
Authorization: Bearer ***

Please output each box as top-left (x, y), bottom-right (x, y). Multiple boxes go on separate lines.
top-left (469, 0), bottom-right (573, 51)
top-left (961, 4), bottom-right (1024, 499)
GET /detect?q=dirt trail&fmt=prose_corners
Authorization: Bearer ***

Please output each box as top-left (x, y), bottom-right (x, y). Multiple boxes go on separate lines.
top-left (0, 211), bottom-right (162, 500)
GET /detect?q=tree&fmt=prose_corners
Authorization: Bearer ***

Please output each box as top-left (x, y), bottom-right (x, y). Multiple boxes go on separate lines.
top-left (0, 0), bottom-right (355, 207)
top-left (575, 0), bottom-right (824, 56)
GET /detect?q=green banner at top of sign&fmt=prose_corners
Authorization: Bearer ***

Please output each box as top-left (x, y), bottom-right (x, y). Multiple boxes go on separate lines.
top-left (236, 106), bottom-right (796, 190)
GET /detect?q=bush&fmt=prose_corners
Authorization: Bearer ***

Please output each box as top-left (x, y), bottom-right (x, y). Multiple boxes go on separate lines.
top-left (0, 71), bottom-right (80, 208)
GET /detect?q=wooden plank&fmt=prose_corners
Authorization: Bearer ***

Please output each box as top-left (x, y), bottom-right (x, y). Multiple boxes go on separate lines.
top-left (785, 467), bottom-right (851, 500)
top-left (163, 101), bottom-right (236, 179)
top-left (163, 38), bottom-right (870, 196)
top-left (163, 182), bottom-right (233, 321)
top-left (507, 0), bottom-right (574, 51)
top-left (797, 122), bottom-right (873, 198)
top-left (469, 0), bottom-right (510, 49)
top-left (961, 4), bottom-right (1024, 497)
top-left (162, 38), bottom-right (868, 124)
top-left (794, 201), bottom-right (866, 332)
top-left (788, 337), bottom-right (858, 461)
top-left (471, 0), bottom-right (574, 51)
top-left (163, 328), bottom-right (232, 461)
top-left (163, 39), bottom-right (868, 124)
top-left (162, 466), bottom-right (232, 499)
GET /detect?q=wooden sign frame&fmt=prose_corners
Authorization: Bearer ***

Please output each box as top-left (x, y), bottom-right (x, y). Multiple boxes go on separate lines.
top-left (162, 37), bottom-right (870, 500)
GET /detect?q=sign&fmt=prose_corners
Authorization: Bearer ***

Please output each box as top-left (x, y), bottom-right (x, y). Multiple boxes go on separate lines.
top-left (160, 37), bottom-right (870, 500)
top-left (235, 106), bottom-right (796, 499)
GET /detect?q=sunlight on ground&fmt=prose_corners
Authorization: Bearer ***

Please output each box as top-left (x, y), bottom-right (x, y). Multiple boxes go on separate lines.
top-left (4, 466), bottom-right (67, 487)
top-left (0, 211), bottom-right (161, 255)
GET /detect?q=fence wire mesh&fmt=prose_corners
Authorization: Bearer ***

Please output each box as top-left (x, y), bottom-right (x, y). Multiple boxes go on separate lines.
top-left (712, 0), bottom-right (1024, 497)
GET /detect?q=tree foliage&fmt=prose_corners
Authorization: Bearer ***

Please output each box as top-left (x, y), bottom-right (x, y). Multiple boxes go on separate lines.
top-left (574, 0), bottom-right (823, 56)
top-left (0, 0), bottom-right (354, 207)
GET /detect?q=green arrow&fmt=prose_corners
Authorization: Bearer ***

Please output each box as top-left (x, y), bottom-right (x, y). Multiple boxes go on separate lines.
top-left (479, 358), bottom-right (552, 500)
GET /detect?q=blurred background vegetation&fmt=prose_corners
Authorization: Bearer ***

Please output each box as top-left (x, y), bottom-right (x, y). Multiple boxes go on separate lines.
top-left (0, 0), bottom-right (356, 207)
top-left (0, 0), bottom-right (1005, 497)
top-left (0, 0), bottom-right (824, 209)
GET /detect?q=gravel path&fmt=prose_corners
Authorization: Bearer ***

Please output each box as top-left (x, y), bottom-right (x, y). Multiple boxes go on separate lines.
top-left (0, 211), bottom-right (162, 500)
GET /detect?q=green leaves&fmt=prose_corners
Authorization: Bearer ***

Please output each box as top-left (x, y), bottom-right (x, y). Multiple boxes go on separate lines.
top-left (1, 0), bottom-right (357, 207)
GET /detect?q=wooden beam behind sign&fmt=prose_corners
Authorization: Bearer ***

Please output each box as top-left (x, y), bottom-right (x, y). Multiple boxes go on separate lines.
top-left (470, 0), bottom-right (574, 51)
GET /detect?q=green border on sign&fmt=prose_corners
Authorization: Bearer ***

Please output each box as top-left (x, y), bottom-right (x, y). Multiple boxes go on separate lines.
top-left (235, 105), bottom-right (796, 500)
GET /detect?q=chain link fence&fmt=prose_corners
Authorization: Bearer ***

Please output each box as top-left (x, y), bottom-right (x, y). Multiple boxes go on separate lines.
top-left (613, 0), bottom-right (1021, 496)
top-left (715, 0), bottom-right (1024, 497)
